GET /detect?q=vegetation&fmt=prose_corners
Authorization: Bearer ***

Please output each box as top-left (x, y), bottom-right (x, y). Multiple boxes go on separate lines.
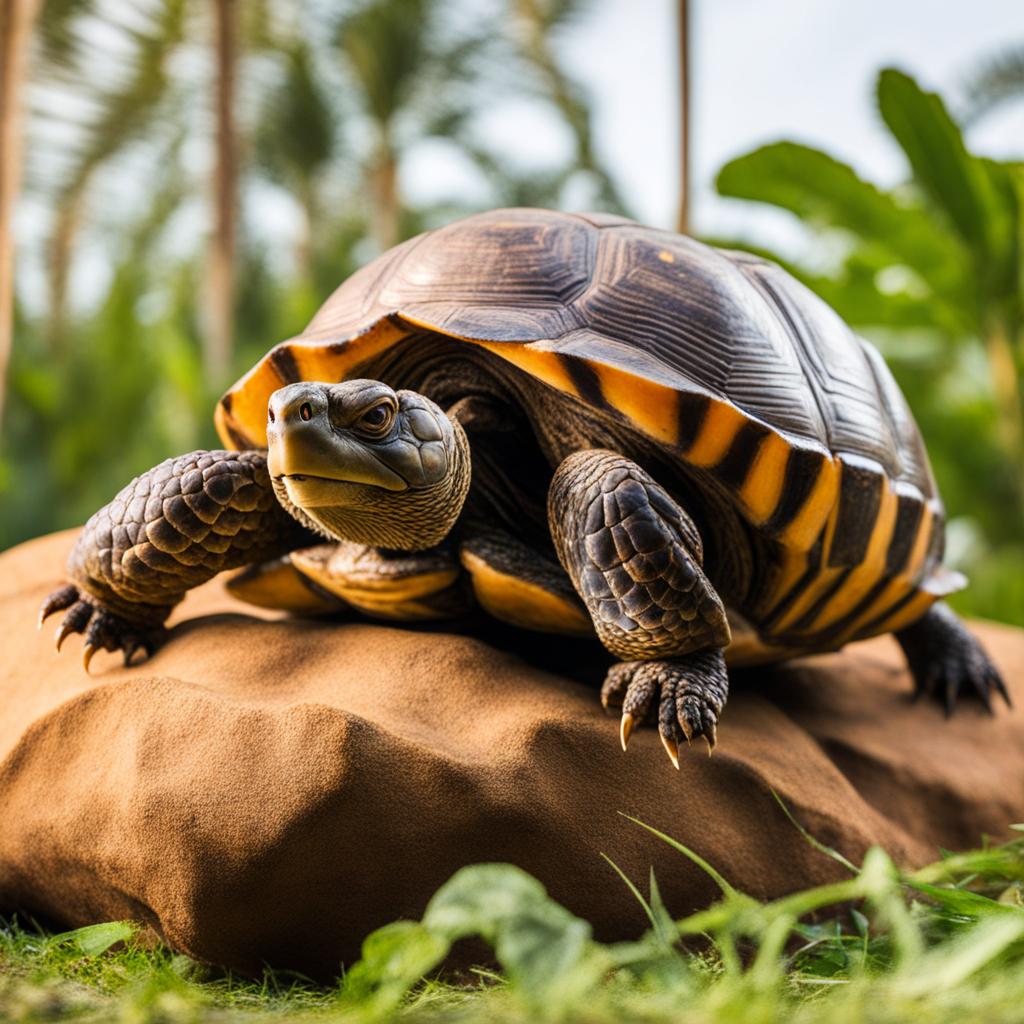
top-left (715, 67), bottom-right (1024, 626)
top-left (0, 0), bottom-right (625, 552)
top-left (5, 814), bottom-right (1024, 1022)
top-left (1, 4), bottom-right (1020, 627)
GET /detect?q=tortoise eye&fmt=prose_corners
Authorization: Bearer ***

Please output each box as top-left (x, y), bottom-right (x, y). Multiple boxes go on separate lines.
top-left (356, 402), bottom-right (395, 435)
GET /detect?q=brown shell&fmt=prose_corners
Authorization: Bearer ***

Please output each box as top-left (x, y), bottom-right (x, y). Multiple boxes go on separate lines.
top-left (216, 209), bottom-right (954, 640)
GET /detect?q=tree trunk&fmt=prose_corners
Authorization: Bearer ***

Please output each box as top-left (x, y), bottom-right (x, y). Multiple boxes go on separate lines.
top-left (675, 0), bottom-right (690, 235)
top-left (47, 184), bottom-right (85, 356)
top-left (206, 0), bottom-right (237, 380)
top-left (369, 130), bottom-right (399, 252)
top-left (985, 320), bottom-right (1024, 522)
top-left (0, 0), bottom-right (40, 437)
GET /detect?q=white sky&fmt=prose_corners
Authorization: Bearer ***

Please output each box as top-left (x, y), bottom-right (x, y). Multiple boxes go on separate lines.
top-left (568, 0), bottom-right (1024, 243)
top-left (402, 0), bottom-right (1024, 254)
top-left (18, 0), bottom-right (1024, 315)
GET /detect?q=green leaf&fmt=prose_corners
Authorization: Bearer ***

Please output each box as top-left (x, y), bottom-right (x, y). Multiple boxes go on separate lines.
top-left (770, 790), bottom-right (859, 874)
top-left (49, 921), bottom-right (136, 956)
top-left (715, 141), bottom-right (966, 295)
top-left (898, 914), bottom-right (1024, 996)
top-left (909, 881), bottom-right (1021, 921)
top-left (648, 868), bottom-right (678, 950)
top-left (877, 68), bottom-right (999, 258)
top-left (339, 920), bottom-right (449, 1015)
top-left (423, 864), bottom-right (600, 1005)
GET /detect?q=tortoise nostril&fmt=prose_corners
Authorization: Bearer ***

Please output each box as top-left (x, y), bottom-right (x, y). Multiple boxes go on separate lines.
top-left (299, 402), bottom-right (313, 422)
top-left (268, 406), bottom-right (276, 423)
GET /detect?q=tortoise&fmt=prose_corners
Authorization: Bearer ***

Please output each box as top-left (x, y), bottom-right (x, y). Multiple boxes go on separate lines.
top-left (41, 207), bottom-right (1009, 766)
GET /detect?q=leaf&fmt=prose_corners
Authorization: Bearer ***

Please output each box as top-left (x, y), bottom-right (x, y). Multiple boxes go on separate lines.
top-left (908, 881), bottom-right (1021, 921)
top-left (339, 920), bottom-right (449, 1015)
top-left (422, 863), bottom-right (601, 1005)
top-left (877, 68), bottom-right (1000, 259)
top-left (898, 914), bottom-right (1024, 996)
top-left (49, 921), bottom-right (136, 956)
top-left (715, 140), bottom-right (966, 295)
top-left (770, 790), bottom-right (859, 874)
top-left (648, 868), bottom-right (678, 950)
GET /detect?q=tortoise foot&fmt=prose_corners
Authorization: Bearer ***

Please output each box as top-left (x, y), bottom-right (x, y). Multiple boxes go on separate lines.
top-left (897, 602), bottom-right (1010, 716)
top-left (40, 584), bottom-right (162, 672)
top-left (601, 649), bottom-right (729, 767)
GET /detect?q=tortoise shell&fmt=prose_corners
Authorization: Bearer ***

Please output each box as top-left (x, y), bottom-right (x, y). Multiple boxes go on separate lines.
top-left (217, 208), bottom-right (958, 647)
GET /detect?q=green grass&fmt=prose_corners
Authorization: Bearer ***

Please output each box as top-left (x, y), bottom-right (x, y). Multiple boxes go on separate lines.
top-left (5, 808), bottom-right (1024, 1023)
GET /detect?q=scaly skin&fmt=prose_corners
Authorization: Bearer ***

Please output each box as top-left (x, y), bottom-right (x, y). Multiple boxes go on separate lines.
top-left (548, 448), bottom-right (732, 761)
top-left (40, 450), bottom-right (307, 668)
top-left (896, 602), bottom-right (1011, 715)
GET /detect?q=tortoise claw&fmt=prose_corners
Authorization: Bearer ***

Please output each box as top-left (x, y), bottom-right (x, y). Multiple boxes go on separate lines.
top-left (659, 731), bottom-right (680, 770)
top-left (704, 721), bottom-right (717, 755)
top-left (39, 584), bottom-right (77, 629)
top-left (43, 583), bottom-right (161, 672)
top-left (54, 601), bottom-right (92, 651)
top-left (619, 712), bottom-right (634, 752)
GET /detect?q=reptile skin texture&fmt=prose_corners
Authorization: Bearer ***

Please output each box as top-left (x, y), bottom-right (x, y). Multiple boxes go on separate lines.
top-left (548, 448), bottom-right (731, 661)
top-left (62, 450), bottom-right (300, 628)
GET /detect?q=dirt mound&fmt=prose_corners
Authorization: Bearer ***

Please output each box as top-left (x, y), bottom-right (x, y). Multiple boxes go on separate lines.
top-left (2, 530), bottom-right (1022, 978)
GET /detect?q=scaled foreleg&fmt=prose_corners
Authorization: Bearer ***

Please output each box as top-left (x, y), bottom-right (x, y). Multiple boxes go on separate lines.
top-left (41, 449), bottom-right (308, 669)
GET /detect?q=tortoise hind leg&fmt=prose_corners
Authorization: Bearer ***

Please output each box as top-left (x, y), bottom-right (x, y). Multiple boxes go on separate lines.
top-left (227, 555), bottom-right (345, 615)
top-left (289, 542), bottom-right (471, 621)
top-left (459, 525), bottom-right (592, 636)
top-left (895, 602), bottom-right (1011, 715)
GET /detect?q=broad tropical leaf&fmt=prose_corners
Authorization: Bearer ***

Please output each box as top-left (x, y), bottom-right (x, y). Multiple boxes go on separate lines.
top-left (877, 68), bottom-right (1001, 260)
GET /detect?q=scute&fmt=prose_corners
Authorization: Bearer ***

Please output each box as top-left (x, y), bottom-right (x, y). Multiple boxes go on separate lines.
top-left (215, 208), bottom-right (944, 614)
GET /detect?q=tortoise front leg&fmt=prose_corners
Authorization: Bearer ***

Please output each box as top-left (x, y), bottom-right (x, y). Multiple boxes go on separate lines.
top-left (548, 449), bottom-right (731, 765)
top-left (41, 449), bottom-right (308, 670)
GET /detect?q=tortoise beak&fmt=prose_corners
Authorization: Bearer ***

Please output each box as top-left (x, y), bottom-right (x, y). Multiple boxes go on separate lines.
top-left (266, 383), bottom-right (406, 506)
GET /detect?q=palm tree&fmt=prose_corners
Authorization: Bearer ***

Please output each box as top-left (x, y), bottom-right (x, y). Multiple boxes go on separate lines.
top-left (510, 0), bottom-right (625, 213)
top-left (35, 0), bottom-right (187, 354)
top-left (960, 43), bottom-right (1024, 125)
top-left (336, 0), bottom-right (492, 251)
top-left (253, 39), bottom-right (343, 285)
top-left (0, 0), bottom-right (41, 437)
top-left (206, 0), bottom-right (238, 379)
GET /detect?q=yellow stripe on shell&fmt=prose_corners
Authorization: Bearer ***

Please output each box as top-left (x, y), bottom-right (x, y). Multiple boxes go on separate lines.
top-left (802, 475), bottom-right (899, 633)
top-left (292, 318), bottom-right (411, 387)
top-left (225, 557), bottom-right (339, 614)
top-left (215, 319), bottom-right (412, 449)
top-left (779, 455), bottom-right (841, 552)
top-left (768, 488), bottom-right (845, 634)
top-left (685, 401), bottom-right (746, 466)
top-left (290, 549), bottom-right (459, 603)
top-left (831, 499), bottom-right (943, 644)
top-left (739, 432), bottom-right (790, 523)
top-left (866, 589), bottom-right (940, 638)
top-left (592, 364), bottom-right (681, 445)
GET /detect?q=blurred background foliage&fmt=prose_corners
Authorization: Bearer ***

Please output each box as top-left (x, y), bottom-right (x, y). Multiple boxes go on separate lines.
top-left (0, 0), bottom-right (1022, 626)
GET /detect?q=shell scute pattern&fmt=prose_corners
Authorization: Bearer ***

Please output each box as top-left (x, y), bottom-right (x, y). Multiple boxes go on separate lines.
top-left (216, 209), bottom-right (957, 640)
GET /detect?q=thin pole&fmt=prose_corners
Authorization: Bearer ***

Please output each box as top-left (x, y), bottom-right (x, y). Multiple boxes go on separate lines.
top-left (0, 0), bottom-right (40, 437)
top-left (675, 0), bottom-right (690, 235)
top-left (207, 0), bottom-right (237, 379)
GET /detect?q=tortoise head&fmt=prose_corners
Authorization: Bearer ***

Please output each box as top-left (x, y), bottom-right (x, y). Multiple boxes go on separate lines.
top-left (266, 379), bottom-right (471, 551)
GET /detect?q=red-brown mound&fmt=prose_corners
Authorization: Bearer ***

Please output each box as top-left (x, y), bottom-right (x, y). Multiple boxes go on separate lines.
top-left (1, 530), bottom-right (1022, 978)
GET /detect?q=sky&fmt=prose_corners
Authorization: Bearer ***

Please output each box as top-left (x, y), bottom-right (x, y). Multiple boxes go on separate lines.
top-left (402, 0), bottom-right (1024, 260)
top-left (18, 0), bottom-right (1024, 315)
top-left (568, 0), bottom-right (1024, 245)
